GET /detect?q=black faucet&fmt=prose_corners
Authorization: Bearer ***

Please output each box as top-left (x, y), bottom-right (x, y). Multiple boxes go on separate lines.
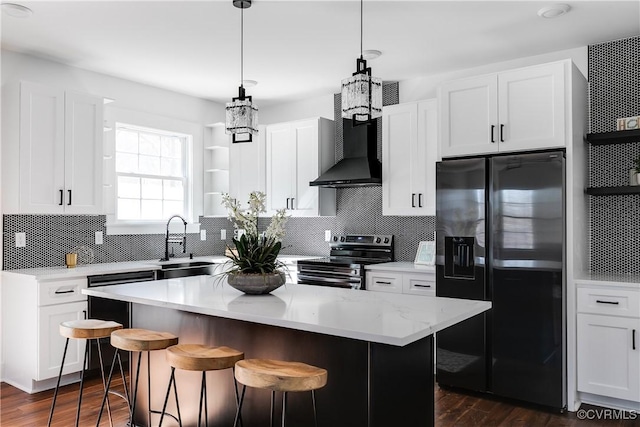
top-left (160, 215), bottom-right (187, 261)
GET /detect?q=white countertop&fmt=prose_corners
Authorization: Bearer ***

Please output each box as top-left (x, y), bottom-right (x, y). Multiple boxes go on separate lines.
top-left (365, 262), bottom-right (435, 274)
top-left (82, 276), bottom-right (491, 346)
top-left (574, 272), bottom-right (640, 290)
top-left (2, 255), bottom-right (320, 281)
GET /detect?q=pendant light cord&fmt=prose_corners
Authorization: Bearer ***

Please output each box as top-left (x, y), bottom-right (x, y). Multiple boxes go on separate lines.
top-left (360, 0), bottom-right (363, 58)
top-left (241, 6), bottom-right (244, 88)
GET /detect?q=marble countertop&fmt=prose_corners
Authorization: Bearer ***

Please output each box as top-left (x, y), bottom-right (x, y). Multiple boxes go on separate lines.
top-left (82, 276), bottom-right (491, 346)
top-left (2, 255), bottom-right (320, 281)
top-left (365, 262), bottom-right (435, 274)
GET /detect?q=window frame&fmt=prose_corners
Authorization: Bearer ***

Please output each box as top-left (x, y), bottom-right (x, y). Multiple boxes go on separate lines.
top-left (106, 121), bottom-right (200, 235)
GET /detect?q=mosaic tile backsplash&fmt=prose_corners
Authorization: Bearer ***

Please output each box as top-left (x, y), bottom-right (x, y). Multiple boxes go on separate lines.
top-left (588, 36), bottom-right (640, 274)
top-left (3, 81), bottom-right (435, 270)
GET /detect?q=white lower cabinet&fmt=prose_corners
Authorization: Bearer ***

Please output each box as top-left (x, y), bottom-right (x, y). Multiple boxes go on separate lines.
top-left (366, 263), bottom-right (435, 296)
top-left (576, 285), bottom-right (640, 405)
top-left (38, 301), bottom-right (88, 380)
top-left (1, 272), bottom-right (89, 393)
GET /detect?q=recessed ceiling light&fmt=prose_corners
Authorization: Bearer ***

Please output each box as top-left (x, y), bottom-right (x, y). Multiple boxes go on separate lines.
top-left (537, 4), bottom-right (571, 19)
top-left (1, 3), bottom-right (33, 18)
top-left (362, 50), bottom-right (382, 60)
top-left (242, 80), bottom-right (258, 88)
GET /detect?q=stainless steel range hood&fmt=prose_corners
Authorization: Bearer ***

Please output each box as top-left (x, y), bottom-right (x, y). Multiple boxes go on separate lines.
top-left (309, 118), bottom-right (381, 188)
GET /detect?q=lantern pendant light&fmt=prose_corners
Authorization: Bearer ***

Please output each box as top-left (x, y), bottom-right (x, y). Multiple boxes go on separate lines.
top-left (225, 0), bottom-right (258, 143)
top-left (341, 0), bottom-right (382, 126)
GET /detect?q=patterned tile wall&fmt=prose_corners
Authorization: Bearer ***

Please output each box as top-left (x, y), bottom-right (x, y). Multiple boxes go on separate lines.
top-left (2, 81), bottom-right (435, 269)
top-left (588, 36), bottom-right (640, 273)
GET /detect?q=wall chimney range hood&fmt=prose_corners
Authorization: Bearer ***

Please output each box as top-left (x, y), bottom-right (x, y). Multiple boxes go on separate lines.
top-left (309, 118), bottom-right (381, 188)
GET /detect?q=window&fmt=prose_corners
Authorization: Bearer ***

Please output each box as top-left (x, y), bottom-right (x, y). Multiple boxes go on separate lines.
top-left (115, 124), bottom-right (191, 221)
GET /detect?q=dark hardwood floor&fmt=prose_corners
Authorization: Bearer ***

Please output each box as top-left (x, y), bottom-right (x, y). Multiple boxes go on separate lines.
top-left (0, 377), bottom-right (637, 426)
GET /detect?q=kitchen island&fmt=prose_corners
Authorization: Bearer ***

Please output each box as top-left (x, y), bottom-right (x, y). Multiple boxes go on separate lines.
top-left (84, 276), bottom-right (491, 426)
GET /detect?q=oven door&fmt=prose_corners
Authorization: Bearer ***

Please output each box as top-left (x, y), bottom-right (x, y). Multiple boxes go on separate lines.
top-left (297, 263), bottom-right (363, 289)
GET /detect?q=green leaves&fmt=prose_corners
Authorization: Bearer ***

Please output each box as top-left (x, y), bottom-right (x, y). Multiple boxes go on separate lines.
top-left (225, 233), bottom-right (284, 274)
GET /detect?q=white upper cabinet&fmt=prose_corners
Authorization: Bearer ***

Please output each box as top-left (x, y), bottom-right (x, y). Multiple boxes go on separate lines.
top-left (382, 99), bottom-right (438, 216)
top-left (229, 126), bottom-right (265, 208)
top-left (19, 81), bottom-right (103, 214)
top-left (265, 117), bottom-right (336, 217)
top-left (439, 60), bottom-right (567, 158)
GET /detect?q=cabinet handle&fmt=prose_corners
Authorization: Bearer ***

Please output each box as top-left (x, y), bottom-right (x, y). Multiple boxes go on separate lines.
top-left (67, 189), bottom-right (72, 205)
top-left (412, 193), bottom-right (416, 208)
top-left (83, 310), bottom-right (87, 319)
top-left (633, 329), bottom-right (636, 350)
top-left (490, 125), bottom-right (495, 143)
top-left (290, 198), bottom-right (295, 210)
top-left (414, 284), bottom-right (432, 288)
top-left (59, 189), bottom-right (64, 206)
top-left (500, 124), bottom-right (505, 142)
top-left (54, 289), bottom-right (75, 294)
top-left (376, 281), bottom-right (392, 285)
top-left (418, 193), bottom-right (423, 208)
top-left (286, 198), bottom-right (290, 210)
top-left (596, 299), bottom-right (619, 305)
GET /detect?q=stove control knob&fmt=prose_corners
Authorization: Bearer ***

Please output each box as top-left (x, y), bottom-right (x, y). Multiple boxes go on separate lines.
top-left (375, 237), bottom-right (381, 244)
top-left (333, 236), bottom-right (338, 242)
top-left (340, 236), bottom-right (345, 242)
top-left (383, 237), bottom-right (389, 244)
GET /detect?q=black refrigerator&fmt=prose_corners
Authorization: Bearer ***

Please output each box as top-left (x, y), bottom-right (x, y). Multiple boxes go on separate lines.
top-left (435, 151), bottom-right (566, 410)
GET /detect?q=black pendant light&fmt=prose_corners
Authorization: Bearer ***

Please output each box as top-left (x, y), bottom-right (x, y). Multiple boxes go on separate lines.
top-left (225, 0), bottom-right (258, 143)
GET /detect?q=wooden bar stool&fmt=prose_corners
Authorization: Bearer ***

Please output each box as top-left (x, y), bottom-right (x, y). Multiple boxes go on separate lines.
top-left (96, 328), bottom-right (179, 427)
top-left (159, 344), bottom-right (244, 427)
top-left (233, 359), bottom-right (328, 427)
top-left (48, 319), bottom-right (123, 427)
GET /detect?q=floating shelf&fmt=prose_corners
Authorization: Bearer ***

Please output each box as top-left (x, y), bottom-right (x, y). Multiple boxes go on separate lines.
top-left (585, 129), bottom-right (640, 145)
top-left (585, 186), bottom-right (640, 196)
top-left (205, 145), bottom-right (229, 151)
top-left (206, 168), bottom-right (229, 173)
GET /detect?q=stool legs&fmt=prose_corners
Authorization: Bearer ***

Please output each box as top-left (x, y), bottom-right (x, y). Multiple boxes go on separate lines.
top-left (159, 367), bottom-right (183, 427)
top-left (48, 337), bottom-right (115, 427)
top-left (96, 349), bottom-right (129, 426)
top-left (47, 338), bottom-right (69, 427)
top-left (233, 387), bottom-right (319, 427)
top-left (96, 338), bottom-right (114, 427)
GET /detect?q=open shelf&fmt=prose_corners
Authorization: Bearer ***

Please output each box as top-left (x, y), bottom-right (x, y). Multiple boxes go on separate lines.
top-left (585, 186), bottom-right (640, 196)
top-left (585, 129), bottom-right (640, 145)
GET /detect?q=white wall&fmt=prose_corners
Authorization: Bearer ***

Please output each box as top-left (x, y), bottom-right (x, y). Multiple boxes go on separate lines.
top-left (1, 49), bottom-right (224, 217)
top-left (260, 46), bottom-right (587, 123)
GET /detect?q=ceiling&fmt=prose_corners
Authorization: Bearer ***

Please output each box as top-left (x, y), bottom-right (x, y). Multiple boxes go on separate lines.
top-left (2, 1), bottom-right (639, 107)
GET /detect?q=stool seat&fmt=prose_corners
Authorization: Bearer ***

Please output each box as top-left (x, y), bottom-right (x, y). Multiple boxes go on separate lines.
top-left (235, 359), bottom-right (328, 392)
top-left (110, 328), bottom-right (178, 352)
top-left (59, 319), bottom-right (122, 340)
top-left (166, 344), bottom-right (244, 371)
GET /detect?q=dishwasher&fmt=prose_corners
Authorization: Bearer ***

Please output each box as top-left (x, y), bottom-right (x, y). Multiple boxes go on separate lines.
top-left (86, 270), bottom-right (157, 374)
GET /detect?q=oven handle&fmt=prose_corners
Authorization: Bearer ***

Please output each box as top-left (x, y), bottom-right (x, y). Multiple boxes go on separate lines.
top-left (297, 274), bottom-right (362, 284)
top-left (297, 267), bottom-right (360, 277)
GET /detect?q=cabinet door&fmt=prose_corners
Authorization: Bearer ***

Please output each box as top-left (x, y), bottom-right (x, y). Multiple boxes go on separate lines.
top-left (416, 100), bottom-right (438, 215)
top-left (64, 91), bottom-right (104, 214)
top-left (19, 81), bottom-right (66, 213)
top-left (577, 313), bottom-right (640, 402)
top-left (440, 75), bottom-right (498, 158)
top-left (37, 301), bottom-right (88, 381)
top-left (498, 62), bottom-right (565, 152)
top-left (229, 133), bottom-right (265, 207)
top-left (291, 119), bottom-right (319, 216)
top-left (265, 123), bottom-right (295, 213)
top-left (382, 103), bottom-right (417, 215)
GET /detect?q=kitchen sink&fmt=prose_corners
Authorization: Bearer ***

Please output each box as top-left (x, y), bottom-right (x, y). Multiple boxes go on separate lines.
top-left (156, 260), bottom-right (217, 279)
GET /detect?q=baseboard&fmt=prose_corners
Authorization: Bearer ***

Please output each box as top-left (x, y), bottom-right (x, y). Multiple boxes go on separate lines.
top-left (579, 392), bottom-right (640, 412)
top-left (3, 372), bottom-right (81, 394)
